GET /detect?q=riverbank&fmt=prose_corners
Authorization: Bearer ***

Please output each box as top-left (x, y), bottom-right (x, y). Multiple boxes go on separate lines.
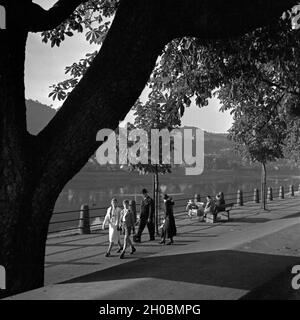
top-left (50, 170), bottom-right (300, 233)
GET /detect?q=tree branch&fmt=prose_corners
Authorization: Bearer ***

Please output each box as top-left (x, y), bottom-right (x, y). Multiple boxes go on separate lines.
top-left (34, 0), bottom-right (298, 202)
top-left (28, 0), bottom-right (88, 32)
top-left (260, 76), bottom-right (300, 96)
top-left (34, 0), bottom-right (171, 201)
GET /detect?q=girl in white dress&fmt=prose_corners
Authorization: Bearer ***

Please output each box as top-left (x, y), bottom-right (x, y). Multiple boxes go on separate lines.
top-left (102, 198), bottom-right (122, 257)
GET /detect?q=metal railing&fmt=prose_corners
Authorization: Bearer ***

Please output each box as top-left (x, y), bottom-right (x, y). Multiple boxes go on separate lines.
top-left (48, 184), bottom-right (300, 236)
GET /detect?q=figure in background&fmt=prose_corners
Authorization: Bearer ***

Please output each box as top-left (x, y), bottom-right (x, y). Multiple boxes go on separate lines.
top-left (194, 194), bottom-right (205, 222)
top-left (214, 192), bottom-right (226, 220)
top-left (186, 199), bottom-right (198, 218)
top-left (129, 200), bottom-right (137, 225)
top-left (102, 198), bottom-right (122, 257)
top-left (203, 195), bottom-right (215, 220)
top-left (186, 197), bottom-right (204, 221)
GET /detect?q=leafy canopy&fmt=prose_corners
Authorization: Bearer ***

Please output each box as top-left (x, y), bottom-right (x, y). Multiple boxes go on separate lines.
top-left (43, 1), bottom-right (300, 165)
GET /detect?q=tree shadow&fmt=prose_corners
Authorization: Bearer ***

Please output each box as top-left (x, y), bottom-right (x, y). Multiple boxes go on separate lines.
top-left (279, 212), bottom-right (300, 220)
top-left (228, 217), bottom-right (270, 223)
top-left (240, 265), bottom-right (300, 300)
top-left (62, 250), bottom-right (299, 292)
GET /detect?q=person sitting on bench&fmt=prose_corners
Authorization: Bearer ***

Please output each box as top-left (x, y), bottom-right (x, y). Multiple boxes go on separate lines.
top-left (194, 195), bottom-right (205, 221)
top-left (186, 199), bottom-right (198, 218)
top-left (214, 192), bottom-right (225, 220)
top-left (203, 195), bottom-right (215, 220)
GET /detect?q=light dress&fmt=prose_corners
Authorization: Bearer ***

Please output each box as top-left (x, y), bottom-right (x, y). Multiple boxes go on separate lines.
top-left (103, 206), bottom-right (122, 243)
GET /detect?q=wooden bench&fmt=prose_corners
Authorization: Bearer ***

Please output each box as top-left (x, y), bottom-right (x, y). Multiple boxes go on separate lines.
top-left (205, 203), bottom-right (234, 223)
top-left (218, 203), bottom-right (234, 221)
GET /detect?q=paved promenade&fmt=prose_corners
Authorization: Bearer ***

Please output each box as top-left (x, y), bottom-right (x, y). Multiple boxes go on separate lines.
top-left (6, 195), bottom-right (300, 300)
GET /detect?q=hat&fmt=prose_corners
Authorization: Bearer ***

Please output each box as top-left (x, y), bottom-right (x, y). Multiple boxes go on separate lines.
top-left (163, 194), bottom-right (169, 200)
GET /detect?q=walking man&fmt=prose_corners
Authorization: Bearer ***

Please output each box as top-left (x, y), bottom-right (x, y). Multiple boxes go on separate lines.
top-left (134, 189), bottom-right (155, 242)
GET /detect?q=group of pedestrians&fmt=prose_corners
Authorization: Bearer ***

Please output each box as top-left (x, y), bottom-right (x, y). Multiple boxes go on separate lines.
top-left (102, 189), bottom-right (226, 257)
top-left (102, 189), bottom-right (177, 259)
top-left (102, 198), bottom-right (136, 259)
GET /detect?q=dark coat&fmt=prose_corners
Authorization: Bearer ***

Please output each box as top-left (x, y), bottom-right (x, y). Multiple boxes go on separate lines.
top-left (163, 199), bottom-right (177, 238)
top-left (215, 197), bottom-right (225, 213)
top-left (140, 195), bottom-right (155, 221)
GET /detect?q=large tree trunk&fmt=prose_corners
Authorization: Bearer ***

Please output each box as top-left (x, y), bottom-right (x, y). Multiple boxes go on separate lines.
top-left (0, 3), bottom-right (62, 297)
top-left (1, 0), bottom-right (171, 297)
top-left (0, 29), bottom-right (53, 297)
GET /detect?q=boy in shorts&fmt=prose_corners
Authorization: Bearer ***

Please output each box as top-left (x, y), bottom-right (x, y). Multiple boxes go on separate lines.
top-left (119, 200), bottom-right (136, 259)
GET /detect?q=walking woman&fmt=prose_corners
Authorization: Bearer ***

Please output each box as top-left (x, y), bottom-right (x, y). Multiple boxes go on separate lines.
top-left (119, 200), bottom-right (136, 259)
top-left (159, 194), bottom-right (177, 245)
top-left (102, 198), bottom-right (122, 257)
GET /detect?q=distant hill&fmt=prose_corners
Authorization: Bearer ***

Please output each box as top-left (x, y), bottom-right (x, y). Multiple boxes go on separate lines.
top-left (23, 102), bottom-right (240, 170)
top-left (26, 99), bottom-right (56, 135)
top-left (204, 131), bottom-right (232, 154)
top-left (25, 103), bottom-right (231, 149)
top-left (180, 125), bottom-right (233, 154)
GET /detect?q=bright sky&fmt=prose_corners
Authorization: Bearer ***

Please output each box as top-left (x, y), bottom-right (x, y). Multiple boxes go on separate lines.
top-left (25, 0), bottom-right (233, 133)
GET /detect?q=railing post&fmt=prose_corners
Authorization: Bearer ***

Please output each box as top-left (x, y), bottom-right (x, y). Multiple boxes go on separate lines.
top-left (289, 185), bottom-right (295, 197)
top-left (279, 186), bottom-right (284, 199)
top-left (79, 204), bottom-right (90, 234)
top-left (237, 190), bottom-right (243, 206)
top-left (129, 200), bottom-right (137, 224)
top-left (254, 188), bottom-right (259, 203)
top-left (267, 187), bottom-right (273, 201)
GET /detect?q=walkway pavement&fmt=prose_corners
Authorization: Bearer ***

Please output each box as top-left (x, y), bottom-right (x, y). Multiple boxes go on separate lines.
top-left (6, 196), bottom-right (300, 300)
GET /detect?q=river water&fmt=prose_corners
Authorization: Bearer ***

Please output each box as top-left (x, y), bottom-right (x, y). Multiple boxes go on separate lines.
top-left (49, 168), bottom-right (300, 233)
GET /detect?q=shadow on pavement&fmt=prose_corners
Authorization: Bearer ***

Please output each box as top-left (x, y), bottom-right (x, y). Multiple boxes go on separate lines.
top-left (279, 212), bottom-right (300, 220)
top-left (240, 265), bottom-right (300, 300)
top-left (62, 250), bottom-right (299, 292)
top-left (228, 217), bottom-right (270, 223)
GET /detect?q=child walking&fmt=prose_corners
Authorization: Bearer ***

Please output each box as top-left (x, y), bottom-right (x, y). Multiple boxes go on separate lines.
top-left (119, 200), bottom-right (136, 259)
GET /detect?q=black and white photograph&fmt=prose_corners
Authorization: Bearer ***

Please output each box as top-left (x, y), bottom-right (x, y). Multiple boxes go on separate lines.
top-left (1, 0), bottom-right (300, 313)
